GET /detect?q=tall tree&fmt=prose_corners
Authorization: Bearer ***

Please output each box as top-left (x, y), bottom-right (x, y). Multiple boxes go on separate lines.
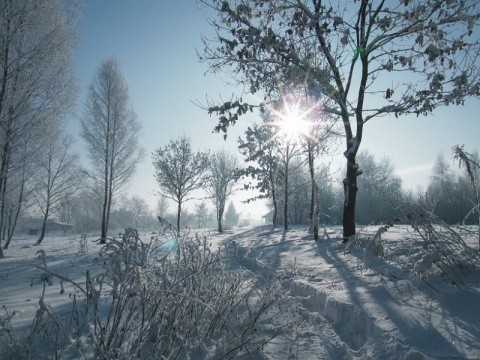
top-left (74, 186), bottom-right (103, 234)
top-left (205, 150), bottom-right (239, 232)
top-left (156, 194), bottom-right (169, 219)
top-left (81, 57), bottom-right (144, 243)
top-left (238, 113), bottom-right (281, 227)
top-left (279, 141), bottom-right (302, 230)
top-left (199, 0), bottom-right (480, 242)
top-left (129, 195), bottom-right (150, 229)
top-left (152, 135), bottom-right (209, 233)
top-left (194, 201), bottom-right (210, 228)
top-left (33, 131), bottom-right (83, 245)
top-left (224, 201), bottom-right (240, 227)
top-left (3, 138), bottom-right (38, 248)
top-left (453, 145), bottom-right (480, 249)
top-left (425, 153), bottom-right (460, 223)
top-left (0, 0), bottom-right (79, 257)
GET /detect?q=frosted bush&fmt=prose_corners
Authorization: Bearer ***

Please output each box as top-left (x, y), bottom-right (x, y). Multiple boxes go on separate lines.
top-left (412, 252), bottom-right (441, 278)
top-left (0, 228), bottom-right (288, 359)
top-left (363, 226), bottom-right (386, 269)
top-left (354, 209), bottom-right (480, 290)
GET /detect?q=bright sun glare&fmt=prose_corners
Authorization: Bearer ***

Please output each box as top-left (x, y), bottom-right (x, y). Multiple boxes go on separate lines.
top-left (279, 110), bottom-right (311, 141)
top-left (273, 102), bottom-right (315, 144)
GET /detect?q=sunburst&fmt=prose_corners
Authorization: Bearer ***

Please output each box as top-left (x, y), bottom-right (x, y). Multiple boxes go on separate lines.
top-left (265, 94), bottom-right (322, 146)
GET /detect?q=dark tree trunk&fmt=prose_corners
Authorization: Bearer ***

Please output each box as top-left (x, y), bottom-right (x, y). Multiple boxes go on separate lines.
top-left (312, 182), bottom-right (319, 240)
top-left (272, 199), bottom-right (278, 227)
top-left (176, 201), bottom-right (181, 235)
top-left (270, 167), bottom-right (278, 227)
top-left (100, 194), bottom-right (108, 244)
top-left (283, 145), bottom-right (290, 231)
top-left (105, 186), bottom-right (113, 238)
top-left (5, 180), bottom-right (24, 249)
top-left (217, 204), bottom-right (224, 233)
top-left (0, 127), bottom-right (12, 258)
top-left (308, 142), bottom-right (319, 240)
top-left (35, 208), bottom-right (49, 245)
top-left (342, 153), bottom-right (358, 242)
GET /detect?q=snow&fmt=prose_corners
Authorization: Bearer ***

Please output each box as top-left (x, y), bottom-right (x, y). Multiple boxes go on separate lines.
top-left (1, 225), bottom-right (480, 359)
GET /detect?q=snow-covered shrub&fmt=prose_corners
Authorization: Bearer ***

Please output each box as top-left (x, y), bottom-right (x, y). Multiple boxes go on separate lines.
top-left (0, 228), bottom-right (287, 359)
top-left (363, 226), bottom-right (387, 269)
top-left (355, 210), bottom-right (480, 290)
top-left (412, 252), bottom-right (441, 278)
top-left (77, 233), bottom-right (89, 253)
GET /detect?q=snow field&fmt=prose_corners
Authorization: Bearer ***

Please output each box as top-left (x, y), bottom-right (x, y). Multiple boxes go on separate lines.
top-left (1, 224), bottom-right (480, 359)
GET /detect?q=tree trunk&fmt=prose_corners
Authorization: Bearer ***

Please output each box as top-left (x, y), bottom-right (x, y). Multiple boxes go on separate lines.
top-left (308, 143), bottom-right (318, 240)
top-left (343, 153), bottom-right (358, 242)
top-left (217, 204), bottom-right (224, 233)
top-left (100, 192), bottom-right (108, 244)
top-left (283, 145), bottom-right (290, 231)
top-left (105, 186), bottom-right (113, 238)
top-left (176, 201), bottom-right (181, 235)
top-left (5, 170), bottom-right (26, 249)
top-left (283, 187), bottom-right (288, 230)
top-left (270, 167), bottom-right (278, 227)
top-left (0, 132), bottom-right (11, 258)
top-left (312, 182), bottom-right (319, 240)
top-left (35, 209), bottom-right (49, 245)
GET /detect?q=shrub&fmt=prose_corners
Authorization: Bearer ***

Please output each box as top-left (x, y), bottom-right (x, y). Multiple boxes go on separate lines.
top-left (1, 228), bottom-right (287, 359)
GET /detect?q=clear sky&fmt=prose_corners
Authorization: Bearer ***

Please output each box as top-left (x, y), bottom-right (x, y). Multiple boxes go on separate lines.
top-left (72, 0), bottom-right (480, 219)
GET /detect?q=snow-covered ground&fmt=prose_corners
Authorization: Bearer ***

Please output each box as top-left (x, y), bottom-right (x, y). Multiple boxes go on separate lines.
top-left (1, 224), bottom-right (480, 359)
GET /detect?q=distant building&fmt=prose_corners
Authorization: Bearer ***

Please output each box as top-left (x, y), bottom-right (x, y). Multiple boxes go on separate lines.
top-left (17, 218), bottom-right (73, 235)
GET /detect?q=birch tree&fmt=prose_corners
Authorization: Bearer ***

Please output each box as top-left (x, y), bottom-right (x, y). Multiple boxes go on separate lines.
top-left (81, 57), bottom-right (144, 244)
top-left (194, 201), bottom-right (210, 228)
top-left (33, 131), bottom-right (83, 245)
top-left (205, 150), bottom-right (239, 232)
top-left (129, 195), bottom-right (150, 229)
top-left (152, 135), bottom-right (209, 233)
top-left (3, 141), bottom-right (38, 248)
top-left (199, 0), bottom-right (480, 242)
top-left (0, 0), bottom-right (79, 257)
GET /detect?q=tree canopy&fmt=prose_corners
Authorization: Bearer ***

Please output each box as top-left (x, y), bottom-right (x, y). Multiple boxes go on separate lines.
top-left (199, 0), bottom-right (480, 240)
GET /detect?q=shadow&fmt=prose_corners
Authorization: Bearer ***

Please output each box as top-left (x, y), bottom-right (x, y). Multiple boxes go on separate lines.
top-left (312, 227), bottom-right (474, 358)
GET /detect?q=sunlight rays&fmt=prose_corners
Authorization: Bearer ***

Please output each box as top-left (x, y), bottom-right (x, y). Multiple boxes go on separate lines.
top-left (268, 97), bottom-right (320, 145)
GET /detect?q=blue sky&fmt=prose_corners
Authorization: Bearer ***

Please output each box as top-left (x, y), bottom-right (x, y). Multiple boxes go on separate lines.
top-left (72, 1), bottom-right (480, 218)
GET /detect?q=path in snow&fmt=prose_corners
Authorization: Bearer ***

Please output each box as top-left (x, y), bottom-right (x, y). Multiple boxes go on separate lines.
top-left (214, 225), bottom-right (480, 360)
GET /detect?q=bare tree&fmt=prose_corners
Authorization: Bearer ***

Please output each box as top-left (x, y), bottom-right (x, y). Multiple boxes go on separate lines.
top-left (57, 195), bottom-right (76, 234)
top-left (3, 141), bottom-right (38, 248)
top-left (0, 0), bottom-right (79, 257)
top-left (453, 145), bottom-right (480, 249)
top-left (81, 57), bottom-right (144, 243)
top-left (152, 135), bottom-right (209, 233)
top-left (194, 201), bottom-right (210, 228)
top-left (129, 195), bottom-right (150, 229)
top-left (74, 186), bottom-right (103, 234)
top-left (205, 150), bottom-right (238, 232)
top-left (156, 194), bottom-right (169, 219)
top-left (33, 131), bottom-right (83, 245)
top-left (279, 141), bottom-right (302, 230)
top-left (199, 0), bottom-right (480, 242)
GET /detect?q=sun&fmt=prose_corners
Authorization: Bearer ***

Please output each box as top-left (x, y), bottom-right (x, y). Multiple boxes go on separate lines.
top-left (274, 103), bottom-right (313, 143)
top-left (279, 109), bottom-right (310, 139)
